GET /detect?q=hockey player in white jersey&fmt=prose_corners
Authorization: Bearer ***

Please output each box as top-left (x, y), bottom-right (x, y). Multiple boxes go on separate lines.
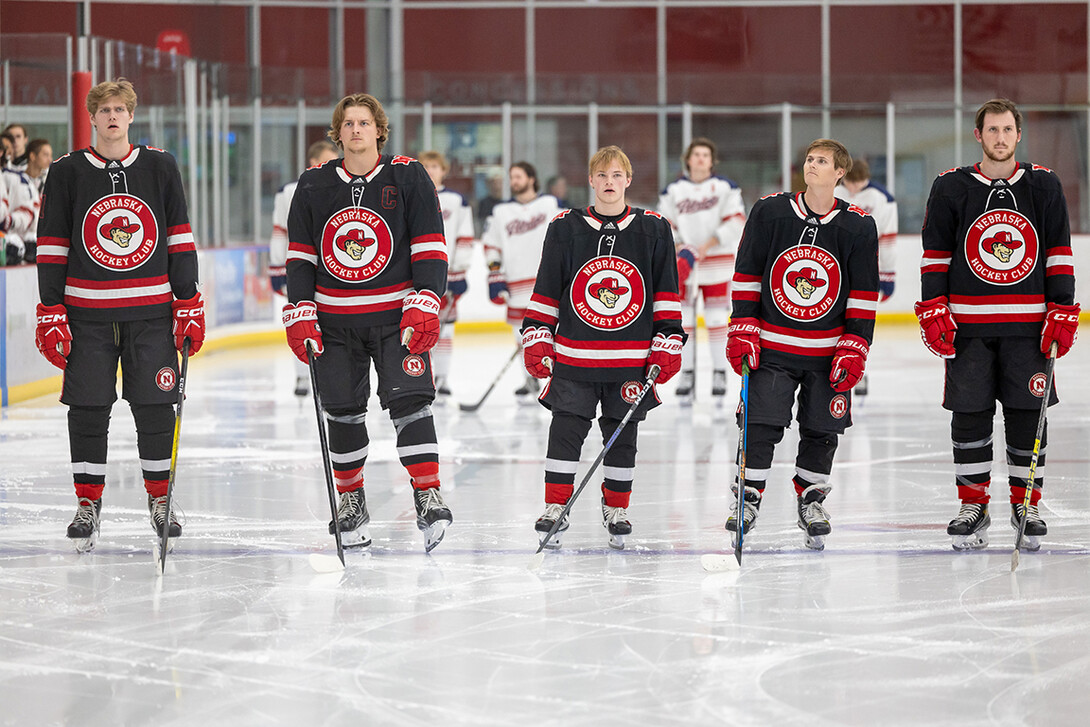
top-left (2, 164), bottom-right (40, 264)
top-left (420, 150), bottom-right (475, 398)
top-left (481, 161), bottom-right (564, 399)
top-left (268, 140), bottom-right (340, 396)
top-left (835, 157), bottom-right (898, 397)
top-left (659, 138), bottom-right (745, 404)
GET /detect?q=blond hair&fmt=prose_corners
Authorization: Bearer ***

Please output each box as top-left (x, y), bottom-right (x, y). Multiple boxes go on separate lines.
top-left (588, 145), bottom-right (632, 178)
top-left (86, 78), bottom-right (138, 115)
top-left (328, 93), bottom-right (389, 151)
top-left (418, 150), bottom-right (450, 172)
top-left (805, 138), bottom-right (852, 174)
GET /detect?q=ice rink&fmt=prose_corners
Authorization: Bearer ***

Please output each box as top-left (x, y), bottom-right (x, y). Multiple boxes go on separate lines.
top-left (2, 325), bottom-right (1088, 726)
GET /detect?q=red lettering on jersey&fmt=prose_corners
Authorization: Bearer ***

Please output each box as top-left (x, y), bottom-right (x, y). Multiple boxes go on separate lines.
top-left (552, 209), bottom-right (573, 223)
top-left (391, 155), bottom-right (415, 166)
top-left (938, 167), bottom-right (958, 177)
top-left (1031, 164), bottom-right (1054, 174)
top-left (643, 210), bottom-right (664, 219)
top-left (846, 203), bottom-right (870, 218)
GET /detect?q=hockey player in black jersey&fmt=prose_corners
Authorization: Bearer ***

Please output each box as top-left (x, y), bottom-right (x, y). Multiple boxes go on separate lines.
top-left (282, 93), bottom-right (453, 553)
top-left (726, 139), bottom-right (879, 550)
top-left (916, 98), bottom-right (1078, 552)
top-left (521, 146), bottom-right (685, 550)
top-left (35, 79), bottom-right (204, 552)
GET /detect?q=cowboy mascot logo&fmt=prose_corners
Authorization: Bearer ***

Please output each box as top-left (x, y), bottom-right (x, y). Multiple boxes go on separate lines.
top-left (770, 245), bottom-right (842, 321)
top-left (964, 210), bottom-right (1038, 286)
top-left (322, 207), bottom-right (394, 282)
top-left (570, 256), bottom-right (646, 331)
top-left (83, 194), bottom-right (159, 270)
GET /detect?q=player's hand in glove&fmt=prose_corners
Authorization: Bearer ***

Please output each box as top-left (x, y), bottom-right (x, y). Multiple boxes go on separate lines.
top-left (676, 246), bottom-right (697, 291)
top-left (914, 296), bottom-right (957, 358)
top-left (647, 333), bottom-right (684, 384)
top-left (283, 301), bottom-right (323, 364)
top-left (727, 317), bottom-right (761, 375)
top-left (171, 292), bottom-right (206, 354)
top-left (488, 262), bottom-right (508, 304)
top-left (521, 326), bottom-right (555, 379)
top-left (269, 265), bottom-right (287, 296)
top-left (400, 290), bottom-right (441, 354)
top-left (35, 303), bottom-right (72, 370)
top-left (829, 334), bottom-right (869, 393)
top-left (879, 273), bottom-right (895, 302)
top-left (1041, 302), bottom-right (1080, 358)
top-left (447, 270), bottom-right (468, 300)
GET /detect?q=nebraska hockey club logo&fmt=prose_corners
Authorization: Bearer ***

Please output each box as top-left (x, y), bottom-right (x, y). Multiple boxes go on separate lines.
top-left (829, 394), bottom-right (848, 419)
top-left (964, 210), bottom-right (1038, 286)
top-left (402, 354), bottom-right (426, 377)
top-left (155, 367), bottom-right (176, 392)
top-left (321, 207), bottom-right (394, 283)
top-left (620, 380), bottom-right (643, 404)
top-left (770, 245), bottom-right (841, 321)
top-left (570, 255), bottom-right (646, 331)
top-left (1029, 372), bottom-right (1048, 398)
top-left (82, 194), bottom-right (159, 271)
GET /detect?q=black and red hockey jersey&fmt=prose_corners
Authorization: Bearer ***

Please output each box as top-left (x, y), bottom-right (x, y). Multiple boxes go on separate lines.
top-left (521, 206), bottom-right (684, 382)
top-left (732, 192), bottom-right (879, 370)
top-left (36, 145), bottom-right (198, 321)
top-left (921, 162), bottom-right (1075, 337)
top-left (286, 154), bottom-right (446, 328)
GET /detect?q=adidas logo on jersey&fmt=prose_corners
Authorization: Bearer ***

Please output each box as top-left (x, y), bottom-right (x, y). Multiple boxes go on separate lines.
top-left (806, 217), bottom-right (819, 225)
top-left (603, 222), bottom-right (617, 230)
top-left (108, 161), bottom-right (121, 169)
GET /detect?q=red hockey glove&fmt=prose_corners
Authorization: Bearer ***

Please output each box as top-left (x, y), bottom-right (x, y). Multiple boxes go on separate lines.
top-left (676, 246), bottom-right (697, 290)
top-left (400, 290), bottom-right (441, 354)
top-left (521, 326), bottom-right (555, 379)
top-left (727, 317), bottom-right (761, 375)
top-left (914, 296), bottom-right (957, 358)
top-left (171, 292), bottom-right (205, 355)
top-left (647, 333), bottom-right (684, 384)
top-left (830, 334), bottom-right (869, 393)
top-left (35, 303), bottom-right (72, 370)
top-left (1041, 302), bottom-right (1080, 359)
top-left (283, 301), bottom-right (322, 364)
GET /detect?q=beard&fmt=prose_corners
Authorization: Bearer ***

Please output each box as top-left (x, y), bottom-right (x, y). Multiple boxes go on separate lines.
top-left (982, 143), bottom-right (1016, 164)
top-left (510, 179), bottom-right (532, 196)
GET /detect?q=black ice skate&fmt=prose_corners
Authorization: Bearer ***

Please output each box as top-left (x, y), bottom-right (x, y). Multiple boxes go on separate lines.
top-left (534, 502), bottom-right (570, 550)
top-left (294, 375), bottom-right (309, 397)
top-left (947, 502), bottom-right (990, 551)
top-left (797, 485), bottom-right (832, 551)
top-left (1011, 503), bottom-right (1047, 552)
top-left (148, 494), bottom-right (182, 553)
top-left (67, 497), bottom-right (102, 553)
top-left (711, 370), bottom-right (728, 398)
top-left (329, 488), bottom-right (371, 548)
top-left (414, 486), bottom-right (452, 553)
top-left (675, 370), bottom-right (694, 405)
top-left (725, 485), bottom-right (762, 548)
top-left (601, 498), bottom-right (632, 550)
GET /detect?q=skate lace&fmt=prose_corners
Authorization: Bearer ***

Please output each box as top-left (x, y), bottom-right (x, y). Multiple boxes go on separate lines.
top-left (150, 496), bottom-right (180, 527)
top-left (602, 504), bottom-right (629, 526)
top-left (416, 487), bottom-right (444, 514)
top-left (953, 502), bottom-right (983, 524)
top-left (338, 491), bottom-right (364, 518)
top-left (73, 497), bottom-right (99, 528)
top-left (801, 500), bottom-right (830, 524)
top-left (1014, 503), bottom-right (1041, 523)
top-left (543, 502), bottom-right (567, 522)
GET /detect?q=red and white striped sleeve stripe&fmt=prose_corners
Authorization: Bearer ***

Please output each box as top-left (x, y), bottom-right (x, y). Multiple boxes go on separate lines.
top-left (64, 275), bottom-right (172, 309)
top-left (845, 289), bottom-right (879, 320)
top-left (167, 223), bottom-right (196, 253)
top-left (732, 271), bottom-right (762, 302)
top-left (652, 292), bottom-right (682, 322)
top-left (36, 235), bottom-right (70, 264)
top-left (921, 249), bottom-right (951, 275)
top-left (1045, 244), bottom-right (1074, 277)
top-left (526, 292), bottom-right (559, 326)
top-left (287, 239), bottom-right (318, 266)
top-left (410, 233), bottom-right (447, 263)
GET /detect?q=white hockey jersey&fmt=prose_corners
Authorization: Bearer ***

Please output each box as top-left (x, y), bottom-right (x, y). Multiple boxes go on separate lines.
top-left (3, 166), bottom-right (41, 258)
top-left (835, 181), bottom-right (897, 284)
top-left (658, 174), bottom-right (745, 286)
top-left (437, 186), bottom-right (474, 276)
top-left (269, 180), bottom-right (298, 275)
top-left (482, 193), bottom-right (564, 316)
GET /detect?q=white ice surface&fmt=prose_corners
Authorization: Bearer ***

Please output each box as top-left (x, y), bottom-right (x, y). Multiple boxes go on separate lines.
top-left (2, 326), bottom-right (1089, 726)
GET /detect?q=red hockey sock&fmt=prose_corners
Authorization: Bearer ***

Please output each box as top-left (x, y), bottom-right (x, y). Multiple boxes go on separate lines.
top-left (74, 483), bottom-right (105, 501)
top-left (601, 485), bottom-right (630, 509)
top-left (144, 479), bottom-right (169, 498)
top-left (545, 482), bottom-right (573, 505)
top-left (407, 461), bottom-right (440, 490)
top-left (334, 466), bottom-right (363, 494)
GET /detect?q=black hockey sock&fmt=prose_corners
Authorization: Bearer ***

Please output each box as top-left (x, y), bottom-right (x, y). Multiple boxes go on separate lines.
top-left (326, 407), bottom-right (368, 493)
top-left (544, 412), bottom-right (593, 503)
top-left (952, 409), bottom-right (994, 504)
top-left (600, 417), bottom-right (637, 508)
top-left (131, 403), bottom-right (175, 497)
top-left (1003, 406), bottom-right (1046, 506)
top-left (793, 427), bottom-right (838, 498)
top-left (738, 422), bottom-right (784, 491)
top-left (69, 405), bottom-right (111, 499)
top-left (390, 399), bottom-right (440, 489)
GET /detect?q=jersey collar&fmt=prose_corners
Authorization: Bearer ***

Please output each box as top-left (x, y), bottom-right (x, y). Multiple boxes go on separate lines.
top-left (84, 145), bottom-right (139, 169)
top-left (969, 162), bottom-right (1026, 186)
top-left (583, 205), bottom-right (635, 231)
top-left (336, 155), bottom-right (384, 184)
top-left (789, 192), bottom-right (841, 224)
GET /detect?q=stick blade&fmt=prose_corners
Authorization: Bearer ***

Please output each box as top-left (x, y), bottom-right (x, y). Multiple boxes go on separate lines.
top-left (701, 553), bottom-right (740, 573)
top-left (527, 551), bottom-right (546, 572)
top-left (1010, 549), bottom-right (1020, 573)
top-left (309, 552), bottom-right (346, 574)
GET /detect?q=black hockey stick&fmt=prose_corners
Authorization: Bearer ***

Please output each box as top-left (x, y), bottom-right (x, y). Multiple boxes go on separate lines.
top-left (1011, 341), bottom-right (1057, 572)
top-left (458, 344), bottom-right (521, 412)
top-left (307, 343), bottom-right (345, 571)
top-left (702, 359), bottom-right (747, 573)
top-left (158, 337), bottom-right (190, 574)
top-left (528, 365), bottom-right (660, 570)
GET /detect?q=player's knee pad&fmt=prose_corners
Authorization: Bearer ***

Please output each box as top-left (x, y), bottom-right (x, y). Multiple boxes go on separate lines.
top-left (547, 413), bottom-right (593, 459)
top-left (388, 395), bottom-right (432, 423)
top-left (68, 405), bottom-right (112, 436)
top-left (599, 418), bottom-right (638, 467)
top-left (796, 427), bottom-right (838, 477)
top-left (744, 423), bottom-right (785, 471)
top-left (325, 407), bottom-right (366, 425)
top-left (1002, 406), bottom-right (1045, 451)
top-left (130, 403), bottom-right (174, 436)
top-left (951, 409), bottom-right (993, 444)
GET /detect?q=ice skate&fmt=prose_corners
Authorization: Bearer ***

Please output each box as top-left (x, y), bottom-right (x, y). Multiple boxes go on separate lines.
top-left (534, 502), bottom-right (570, 550)
top-left (725, 485), bottom-right (761, 548)
top-left (675, 370), bottom-right (694, 406)
top-left (329, 488), bottom-right (372, 548)
top-left (797, 492), bottom-right (828, 549)
top-left (414, 486), bottom-right (452, 553)
top-left (514, 375), bottom-right (541, 401)
top-left (67, 497), bottom-right (102, 553)
top-left (294, 375), bottom-right (309, 397)
top-left (1011, 503), bottom-right (1047, 552)
top-left (711, 370), bottom-right (728, 399)
top-left (947, 502), bottom-right (990, 551)
top-left (148, 494), bottom-right (181, 553)
top-left (601, 498), bottom-right (632, 551)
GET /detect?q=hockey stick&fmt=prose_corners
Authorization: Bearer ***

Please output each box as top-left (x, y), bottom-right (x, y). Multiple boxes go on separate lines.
top-left (528, 365), bottom-right (660, 571)
top-left (458, 344), bottom-right (521, 413)
top-left (307, 343), bottom-right (346, 573)
top-left (1011, 341), bottom-right (1057, 572)
top-left (701, 359), bottom-right (747, 573)
top-left (158, 337), bottom-right (190, 574)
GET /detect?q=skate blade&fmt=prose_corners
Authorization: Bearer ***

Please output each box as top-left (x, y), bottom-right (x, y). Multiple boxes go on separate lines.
top-left (71, 533), bottom-right (98, 554)
top-left (803, 534), bottom-right (826, 551)
top-left (608, 533), bottom-right (625, 550)
top-left (951, 532), bottom-right (989, 551)
top-left (537, 531), bottom-right (563, 550)
top-left (154, 537), bottom-right (176, 558)
top-left (339, 525), bottom-right (372, 549)
top-left (422, 520), bottom-right (449, 553)
top-left (1017, 534), bottom-right (1041, 552)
